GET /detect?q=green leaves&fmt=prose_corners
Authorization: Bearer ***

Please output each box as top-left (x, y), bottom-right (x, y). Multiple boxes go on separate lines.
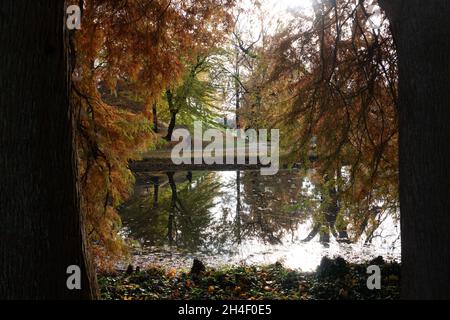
top-left (98, 259), bottom-right (400, 300)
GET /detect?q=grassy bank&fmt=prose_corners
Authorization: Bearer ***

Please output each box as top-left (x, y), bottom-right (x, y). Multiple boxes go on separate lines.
top-left (99, 257), bottom-right (400, 300)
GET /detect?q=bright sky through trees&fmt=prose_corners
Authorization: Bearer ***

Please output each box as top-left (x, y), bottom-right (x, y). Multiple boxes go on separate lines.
top-left (266, 0), bottom-right (312, 10)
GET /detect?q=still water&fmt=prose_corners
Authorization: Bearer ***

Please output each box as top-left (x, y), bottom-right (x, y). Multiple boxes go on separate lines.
top-left (120, 170), bottom-right (400, 271)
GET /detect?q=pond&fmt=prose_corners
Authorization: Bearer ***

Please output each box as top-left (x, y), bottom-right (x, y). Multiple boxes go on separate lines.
top-left (119, 170), bottom-right (400, 271)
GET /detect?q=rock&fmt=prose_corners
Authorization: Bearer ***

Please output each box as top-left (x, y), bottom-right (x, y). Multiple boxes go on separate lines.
top-left (334, 257), bottom-right (347, 270)
top-left (190, 259), bottom-right (206, 275)
top-left (317, 256), bottom-right (348, 279)
top-left (126, 264), bottom-right (134, 275)
top-left (369, 256), bottom-right (385, 266)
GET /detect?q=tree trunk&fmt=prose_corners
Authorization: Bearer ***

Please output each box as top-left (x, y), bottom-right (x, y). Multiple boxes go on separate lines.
top-left (152, 103), bottom-right (158, 133)
top-left (165, 111), bottom-right (178, 141)
top-left (235, 49), bottom-right (241, 129)
top-left (380, 0), bottom-right (450, 299)
top-left (165, 89), bottom-right (177, 141)
top-left (0, 1), bottom-right (98, 299)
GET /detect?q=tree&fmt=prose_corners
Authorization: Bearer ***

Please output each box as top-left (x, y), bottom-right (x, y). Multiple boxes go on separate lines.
top-left (73, 0), bottom-right (235, 267)
top-left (250, 0), bottom-right (398, 251)
top-left (379, 0), bottom-right (450, 300)
top-left (260, 0), bottom-right (450, 299)
top-left (164, 55), bottom-right (221, 140)
top-left (225, 8), bottom-right (264, 130)
top-left (164, 89), bottom-right (178, 141)
top-left (0, 2), bottom-right (97, 299)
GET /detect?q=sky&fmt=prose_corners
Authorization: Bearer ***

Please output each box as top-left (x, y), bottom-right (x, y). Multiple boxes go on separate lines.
top-left (236, 0), bottom-right (314, 39)
top-left (265, 0), bottom-right (312, 11)
top-left (219, 0), bottom-right (314, 116)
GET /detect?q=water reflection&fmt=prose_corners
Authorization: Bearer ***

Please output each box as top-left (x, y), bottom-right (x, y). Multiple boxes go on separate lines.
top-left (120, 170), bottom-right (400, 271)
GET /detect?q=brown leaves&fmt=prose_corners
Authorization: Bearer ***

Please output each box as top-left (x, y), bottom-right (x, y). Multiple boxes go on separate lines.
top-left (72, 0), bottom-right (237, 268)
top-left (242, 0), bottom-right (399, 233)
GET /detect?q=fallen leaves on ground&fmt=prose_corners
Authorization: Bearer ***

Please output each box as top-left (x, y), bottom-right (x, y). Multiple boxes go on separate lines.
top-left (98, 257), bottom-right (400, 300)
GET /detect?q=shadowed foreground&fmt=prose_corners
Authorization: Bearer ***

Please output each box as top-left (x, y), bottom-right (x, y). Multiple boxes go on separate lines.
top-left (99, 257), bottom-right (400, 300)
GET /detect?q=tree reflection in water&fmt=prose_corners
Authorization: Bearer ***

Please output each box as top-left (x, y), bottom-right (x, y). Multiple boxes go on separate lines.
top-left (120, 170), bottom-right (400, 268)
top-left (121, 171), bottom-right (221, 252)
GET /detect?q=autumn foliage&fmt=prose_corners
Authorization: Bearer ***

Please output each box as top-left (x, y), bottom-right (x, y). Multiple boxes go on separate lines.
top-left (71, 0), bottom-right (399, 269)
top-left (70, 0), bottom-right (235, 269)
top-left (241, 0), bottom-right (398, 238)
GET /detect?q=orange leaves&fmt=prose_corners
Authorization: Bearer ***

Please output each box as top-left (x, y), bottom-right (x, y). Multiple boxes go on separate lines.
top-left (72, 82), bottom-right (153, 269)
top-left (240, 0), bottom-right (399, 238)
top-left (167, 268), bottom-right (178, 279)
top-left (76, 0), bottom-right (235, 102)
top-left (72, 0), bottom-right (236, 269)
